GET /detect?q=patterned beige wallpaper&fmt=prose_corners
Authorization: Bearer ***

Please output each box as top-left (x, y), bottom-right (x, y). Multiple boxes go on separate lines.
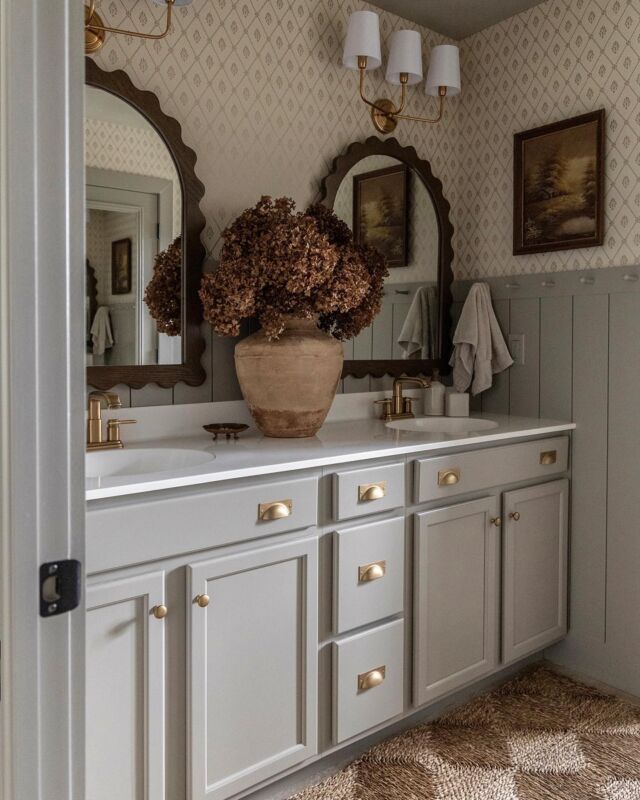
top-left (456, 0), bottom-right (640, 278)
top-left (86, 116), bottom-right (182, 235)
top-left (89, 0), bottom-right (459, 264)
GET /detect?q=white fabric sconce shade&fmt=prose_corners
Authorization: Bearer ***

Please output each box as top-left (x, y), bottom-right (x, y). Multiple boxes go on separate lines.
top-left (342, 10), bottom-right (382, 70)
top-left (386, 30), bottom-right (423, 85)
top-left (425, 44), bottom-right (461, 96)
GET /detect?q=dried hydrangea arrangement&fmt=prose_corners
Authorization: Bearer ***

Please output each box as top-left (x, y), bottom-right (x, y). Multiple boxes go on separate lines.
top-left (199, 197), bottom-right (388, 341)
top-left (144, 236), bottom-right (182, 336)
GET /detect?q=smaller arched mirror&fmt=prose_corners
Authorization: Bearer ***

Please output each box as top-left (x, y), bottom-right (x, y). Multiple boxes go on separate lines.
top-left (320, 137), bottom-right (454, 380)
top-left (85, 58), bottom-right (206, 389)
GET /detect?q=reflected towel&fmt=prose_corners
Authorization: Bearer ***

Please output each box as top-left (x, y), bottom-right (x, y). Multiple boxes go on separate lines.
top-left (91, 306), bottom-right (114, 356)
top-left (449, 282), bottom-right (513, 394)
top-left (397, 285), bottom-right (437, 360)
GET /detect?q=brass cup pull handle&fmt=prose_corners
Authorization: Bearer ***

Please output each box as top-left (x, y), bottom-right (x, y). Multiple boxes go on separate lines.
top-left (194, 594), bottom-right (210, 608)
top-left (152, 604), bottom-right (167, 619)
top-left (540, 450), bottom-right (557, 465)
top-left (358, 482), bottom-right (387, 502)
top-left (490, 517), bottom-right (501, 527)
top-left (258, 500), bottom-right (292, 521)
top-left (509, 511), bottom-right (521, 521)
top-left (358, 665), bottom-right (386, 692)
top-left (358, 560), bottom-right (386, 583)
top-left (438, 468), bottom-right (460, 486)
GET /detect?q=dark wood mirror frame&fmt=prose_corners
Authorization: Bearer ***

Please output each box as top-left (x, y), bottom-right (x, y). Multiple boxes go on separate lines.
top-left (319, 137), bottom-right (454, 380)
top-left (86, 58), bottom-right (206, 390)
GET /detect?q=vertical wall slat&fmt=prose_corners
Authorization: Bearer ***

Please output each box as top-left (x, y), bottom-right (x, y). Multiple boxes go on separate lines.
top-left (353, 325), bottom-right (373, 360)
top-left (371, 304), bottom-right (393, 359)
top-left (481, 298), bottom-right (510, 415)
top-left (130, 384), bottom-right (174, 407)
top-left (539, 295), bottom-right (573, 420)
top-left (606, 293), bottom-right (640, 649)
top-left (174, 324), bottom-right (214, 404)
top-left (509, 297), bottom-right (540, 417)
top-left (569, 293), bottom-right (609, 644)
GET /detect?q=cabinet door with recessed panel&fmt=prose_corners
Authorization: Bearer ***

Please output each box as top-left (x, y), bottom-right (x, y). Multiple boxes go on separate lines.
top-left (413, 497), bottom-right (500, 706)
top-left (502, 479), bottom-right (569, 664)
top-left (187, 538), bottom-right (318, 800)
top-left (86, 571), bottom-right (166, 800)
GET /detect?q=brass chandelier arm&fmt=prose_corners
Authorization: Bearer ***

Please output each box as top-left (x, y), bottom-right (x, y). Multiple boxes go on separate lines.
top-left (86, 0), bottom-right (175, 40)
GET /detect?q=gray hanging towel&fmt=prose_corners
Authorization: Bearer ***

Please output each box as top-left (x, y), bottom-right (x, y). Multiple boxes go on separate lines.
top-left (449, 282), bottom-right (513, 395)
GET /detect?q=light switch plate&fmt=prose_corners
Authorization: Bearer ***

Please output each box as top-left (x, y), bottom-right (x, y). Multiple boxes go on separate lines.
top-left (508, 333), bottom-right (525, 365)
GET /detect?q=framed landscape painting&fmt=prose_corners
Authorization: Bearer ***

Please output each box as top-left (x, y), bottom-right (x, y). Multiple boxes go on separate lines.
top-left (353, 164), bottom-right (409, 267)
top-left (513, 109), bottom-right (605, 255)
top-left (111, 237), bottom-right (132, 295)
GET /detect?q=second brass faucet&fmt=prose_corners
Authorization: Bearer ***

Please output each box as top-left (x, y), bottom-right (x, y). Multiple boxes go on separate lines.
top-left (376, 377), bottom-right (431, 421)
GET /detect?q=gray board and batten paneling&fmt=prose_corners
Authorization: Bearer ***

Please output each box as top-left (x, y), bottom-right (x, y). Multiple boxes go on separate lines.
top-left (454, 264), bottom-right (640, 696)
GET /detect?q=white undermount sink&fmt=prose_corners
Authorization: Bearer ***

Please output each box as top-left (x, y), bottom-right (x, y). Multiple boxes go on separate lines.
top-left (386, 416), bottom-right (500, 434)
top-left (86, 447), bottom-right (215, 479)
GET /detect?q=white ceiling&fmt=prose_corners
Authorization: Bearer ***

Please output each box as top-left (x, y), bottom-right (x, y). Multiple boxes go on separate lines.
top-left (368, 0), bottom-right (546, 39)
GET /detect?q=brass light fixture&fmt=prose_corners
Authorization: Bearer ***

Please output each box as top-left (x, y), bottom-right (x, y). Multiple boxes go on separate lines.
top-left (85, 0), bottom-right (192, 54)
top-left (342, 11), bottom-right (461, 134)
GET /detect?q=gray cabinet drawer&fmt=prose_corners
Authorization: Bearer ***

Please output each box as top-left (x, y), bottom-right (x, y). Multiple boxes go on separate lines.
top-left (414, 436), bottom-right (569, 504)
top-left (87, 474), bottom-right (318, 573)
top-left (332, 462), bottom-right (405, 521)
top-left (333, 517), bottom-right (405, 634)
top-left (332, 619), bottom-right (404, 743)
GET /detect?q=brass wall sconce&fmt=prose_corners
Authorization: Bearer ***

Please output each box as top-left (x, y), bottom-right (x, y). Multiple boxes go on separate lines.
top-left (85, 0), bottom-right (192, 54)
top-left (342, 11), bottom-right (461, 134)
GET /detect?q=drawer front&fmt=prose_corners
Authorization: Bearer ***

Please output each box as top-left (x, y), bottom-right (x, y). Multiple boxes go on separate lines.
top-left (333, 517), bottom-right (405, 634)
top-left (332, 462), bottom-right (405, 521)
top-left (414, 436), bottom-right (569, 504)
top-left (87, 475), bottom-right (318, 573)
top-left (332, 619), bottom-right (404, 743)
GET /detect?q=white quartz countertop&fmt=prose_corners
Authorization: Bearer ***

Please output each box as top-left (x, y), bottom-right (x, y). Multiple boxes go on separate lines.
top-left (86, 413), bottom-right (575, 501)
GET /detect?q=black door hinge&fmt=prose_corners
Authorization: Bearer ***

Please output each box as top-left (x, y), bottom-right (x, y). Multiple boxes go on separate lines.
top-left (39, 560), bottom-right (81, 617)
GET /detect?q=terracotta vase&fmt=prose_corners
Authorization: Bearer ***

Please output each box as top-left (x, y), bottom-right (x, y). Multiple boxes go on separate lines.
top-left (234, 317), bottom-right (344, 438)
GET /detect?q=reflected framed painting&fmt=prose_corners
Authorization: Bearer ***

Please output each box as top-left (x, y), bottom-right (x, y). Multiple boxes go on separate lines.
top-left (513, 109), bottom-right (605, 255)
top-left (111, 237), bottom-right (132, 295)
top-left (353, 164), bottom-right (409, 267)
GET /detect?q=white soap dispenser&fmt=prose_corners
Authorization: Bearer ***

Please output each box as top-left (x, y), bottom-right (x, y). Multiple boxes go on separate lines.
top-left (424, 369), bottom-right (445, 416)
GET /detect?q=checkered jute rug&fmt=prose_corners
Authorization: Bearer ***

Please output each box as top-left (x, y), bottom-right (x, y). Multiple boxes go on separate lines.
top-left (290, 666), bottom-right (640, 800)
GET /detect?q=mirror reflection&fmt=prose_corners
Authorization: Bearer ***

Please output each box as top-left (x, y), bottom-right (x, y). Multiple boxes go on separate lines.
top-left (333, 154), bottom-right (440, 361)
top-left (85, 86), bottom-right (183, 367)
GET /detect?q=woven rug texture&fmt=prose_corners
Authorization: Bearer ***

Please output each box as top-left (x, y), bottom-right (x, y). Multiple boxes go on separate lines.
top-left (290, 666), bottom-right (640, 800)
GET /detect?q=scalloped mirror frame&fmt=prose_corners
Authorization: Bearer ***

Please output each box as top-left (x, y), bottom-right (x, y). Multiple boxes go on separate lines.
top-left (85, 57), bottom-right (206, 390)
top-left (319, 136), bottom-right (454, 381)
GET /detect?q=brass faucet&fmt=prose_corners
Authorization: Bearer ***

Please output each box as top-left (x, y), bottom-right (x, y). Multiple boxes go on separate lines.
top-left (375, 376), bottom-right (431, 421)
top-left (87, 391), bottom-right (137, 450)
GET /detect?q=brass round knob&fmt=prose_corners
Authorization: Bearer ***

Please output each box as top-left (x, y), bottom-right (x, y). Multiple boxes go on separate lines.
top-left (152, 604), bottom-right (168, 619)
top-left (195, 594), bottom-right (210, 608)
top-left (510, 511), bottom-right (521, 521)
top-left (490, 517), bottom-right (501, 527)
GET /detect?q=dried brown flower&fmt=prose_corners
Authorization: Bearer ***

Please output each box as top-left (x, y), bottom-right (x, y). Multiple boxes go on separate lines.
top-left (144, 237), bottom-right (182, 336)
top-left (199, 197), bottom-right (388, 340)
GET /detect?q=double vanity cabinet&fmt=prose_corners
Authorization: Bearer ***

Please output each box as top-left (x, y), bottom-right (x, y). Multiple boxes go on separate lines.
top-left (85, 421), bottom-right (571, 800)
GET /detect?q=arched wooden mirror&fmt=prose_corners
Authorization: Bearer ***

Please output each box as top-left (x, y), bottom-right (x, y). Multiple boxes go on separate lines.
top-left (85, 58), bottom-right (206, 389)
top-left (319, 137), bottom-right (454, 380)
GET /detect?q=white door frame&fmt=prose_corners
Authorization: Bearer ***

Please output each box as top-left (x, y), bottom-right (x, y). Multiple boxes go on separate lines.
top-left (0, 2), bottom-right (85, 800)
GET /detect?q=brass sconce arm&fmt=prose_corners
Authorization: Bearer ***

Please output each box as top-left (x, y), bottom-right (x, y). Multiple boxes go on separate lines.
top-left (357, 57), bottom-right (407, 117)
top-left (391, 86), bottom-right (446, 124)
top-left (86, 0), bottom-right (175, 43)
top-left (357, 56), bottom-right (447, 133)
